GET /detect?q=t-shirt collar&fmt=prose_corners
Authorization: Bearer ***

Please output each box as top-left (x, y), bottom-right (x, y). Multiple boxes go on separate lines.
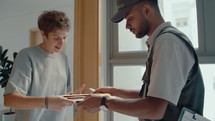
top-left (37, 45), bottom-right (58, 58)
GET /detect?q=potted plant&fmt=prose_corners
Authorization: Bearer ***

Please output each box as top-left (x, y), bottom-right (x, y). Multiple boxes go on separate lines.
top-left (0, 45), bottom-right (17, 121)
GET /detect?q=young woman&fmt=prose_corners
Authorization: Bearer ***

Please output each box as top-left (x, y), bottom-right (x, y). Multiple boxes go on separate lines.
top-left (4, 10), bottom-right (84, 121)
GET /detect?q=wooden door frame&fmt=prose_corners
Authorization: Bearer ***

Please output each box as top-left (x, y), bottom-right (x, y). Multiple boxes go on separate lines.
top-left (74, 0), bottom-right (99, 121)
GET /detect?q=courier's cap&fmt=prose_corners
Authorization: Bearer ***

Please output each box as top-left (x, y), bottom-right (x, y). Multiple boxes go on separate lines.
top-left (111, 0), bottom-right (139, 23)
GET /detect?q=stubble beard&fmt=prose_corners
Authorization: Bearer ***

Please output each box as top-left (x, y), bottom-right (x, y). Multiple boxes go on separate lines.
top-left (135, 17), bottom-right (150, 38)
top-left (135, 26), bottom-right (148, 38)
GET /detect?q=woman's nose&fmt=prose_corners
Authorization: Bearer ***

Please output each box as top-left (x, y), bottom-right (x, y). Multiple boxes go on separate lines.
top-left (58, 39), bottom-right (65, 44)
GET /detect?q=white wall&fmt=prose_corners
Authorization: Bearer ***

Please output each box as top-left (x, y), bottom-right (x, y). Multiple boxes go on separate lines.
top-left (0, 0), bottom-right (75, 119)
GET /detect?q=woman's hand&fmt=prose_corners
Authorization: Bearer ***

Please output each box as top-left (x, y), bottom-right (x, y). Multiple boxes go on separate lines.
top-left (74, 84), bottom-right (86, 94)
top-left (46, 96), bottom-right (75, 111)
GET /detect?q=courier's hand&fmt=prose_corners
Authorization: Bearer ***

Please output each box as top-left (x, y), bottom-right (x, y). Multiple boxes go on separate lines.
top-left (78, 94), bottom-right (102, 113)
top-left (46, 96), bottom-right (75, 111)
top-left (93, 87), bottom-right (114, 95)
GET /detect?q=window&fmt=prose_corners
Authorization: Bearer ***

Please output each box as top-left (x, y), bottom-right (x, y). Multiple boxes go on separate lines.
top-left (213, 78), bottom-right (215, 90)
top-left (113, 66), bottom-right (144, 90)
top-left (159, 0), bottom-right (199, 48)
top-left (200, 64), bottom-right (215, 120)
top-left (104, 0), bottom-right (215, 121)
top-left (117, 0), bottom-right (199, 53)
top-left (113, 66), bottom-right (144, 121)
top-left (176, 18), bottom-right (188, 27)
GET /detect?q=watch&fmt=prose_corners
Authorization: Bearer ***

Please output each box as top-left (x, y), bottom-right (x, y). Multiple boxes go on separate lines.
top-left (100, 96), bottom-right (108, 111)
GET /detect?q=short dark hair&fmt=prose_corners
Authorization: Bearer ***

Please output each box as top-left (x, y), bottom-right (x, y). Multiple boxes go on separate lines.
top-left (37, 10), bottom-right (71, 36)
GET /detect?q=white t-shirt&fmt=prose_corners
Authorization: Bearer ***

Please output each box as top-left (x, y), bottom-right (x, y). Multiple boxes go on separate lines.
top-left (4, 45), bottom-right (72, 121)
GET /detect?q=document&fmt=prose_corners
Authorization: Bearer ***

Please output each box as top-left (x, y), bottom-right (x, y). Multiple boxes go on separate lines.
top-left (178, 107), bottom-right (211, 121)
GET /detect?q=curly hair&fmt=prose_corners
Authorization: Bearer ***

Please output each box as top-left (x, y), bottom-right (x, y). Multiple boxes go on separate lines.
top-left (37, 10), bottom-right (71, 36)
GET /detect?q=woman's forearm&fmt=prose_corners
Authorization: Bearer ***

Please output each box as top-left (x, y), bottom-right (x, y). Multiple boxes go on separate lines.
top-left (4, 93), bottom-right (45, 109)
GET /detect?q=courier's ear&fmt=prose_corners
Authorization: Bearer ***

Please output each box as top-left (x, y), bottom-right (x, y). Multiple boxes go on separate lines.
top-left (141, 4), bottom-right (152, 17)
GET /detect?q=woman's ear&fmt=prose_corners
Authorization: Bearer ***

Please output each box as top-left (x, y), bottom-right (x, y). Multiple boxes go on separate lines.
top-left (40, 30), bottom-right (45, 36)
top-left (40, 30), bottom-right (47, 39)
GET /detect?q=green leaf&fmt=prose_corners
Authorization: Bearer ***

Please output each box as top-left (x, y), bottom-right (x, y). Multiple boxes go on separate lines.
top-left (1, 80), bottom-right (8, 88)
top-left (0, 49), bottom-right (8, 63)
top-left (0, 47), bottom-right (17, 88)
top-left (0, 46), bottom-right (2, 54)
top-left (2, 57), bottom-right (8, 67)
top-left (0, 77), bottom-right (8, 84)
top-left (13, 52), bottom-right (18, 59)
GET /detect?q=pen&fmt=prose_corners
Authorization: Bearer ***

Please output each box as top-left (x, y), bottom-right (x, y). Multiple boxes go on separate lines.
top-left (89, 88), bottom-right (95, 92)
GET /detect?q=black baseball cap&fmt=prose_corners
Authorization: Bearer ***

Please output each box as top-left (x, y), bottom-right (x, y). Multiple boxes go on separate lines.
top-left (111, 0), bottom-right (140, 23)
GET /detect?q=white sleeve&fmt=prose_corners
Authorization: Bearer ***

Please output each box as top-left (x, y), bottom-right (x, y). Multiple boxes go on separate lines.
top-left (4, 50), bottom-right (32, 96)
top-left (147, 33), bottom-right (195, 105)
